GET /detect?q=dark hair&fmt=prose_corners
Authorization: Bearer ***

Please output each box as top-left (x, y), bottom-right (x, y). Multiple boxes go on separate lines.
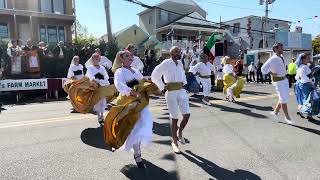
top-left (126, 44), bottom-right (135, 51)
top-left (272, 43), bottom-right (283, 52)
top-left (301, 52), bottom-right (311, 60)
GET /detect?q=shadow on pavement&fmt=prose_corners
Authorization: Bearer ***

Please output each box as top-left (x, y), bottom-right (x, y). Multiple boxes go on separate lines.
top-left (235, 101), bottom-right (273, 111)
top-left (308, 119), bottom-right (320, 126)
top-left (182, 150), bottom-right (262, 180)
top-left (280, 122), bottom-right (320, 136)
top-left (241, 91), bottom-right (272, 96)
top-left (120, 160), bottom-right (179, 180)
top-left (212, 103), bottom-right (268, 119)
top-left (153, 121), bottom-right (171, 136)
top-left (80, 127), bottom-right (112, 151)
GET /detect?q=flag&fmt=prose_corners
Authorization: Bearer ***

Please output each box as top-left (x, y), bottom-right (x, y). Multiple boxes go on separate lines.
top-left (204, 34), bottom-right (216, 56)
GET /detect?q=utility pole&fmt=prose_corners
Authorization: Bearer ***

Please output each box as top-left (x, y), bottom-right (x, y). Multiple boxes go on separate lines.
top-left (104, 0), bottom-right (113, 42)
top-left (262, 0), bottom-right (269, 48)
top-left (73, 0), bottom-right (77, 43)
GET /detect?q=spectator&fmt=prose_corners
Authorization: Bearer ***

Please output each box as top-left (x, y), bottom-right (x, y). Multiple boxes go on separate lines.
top-left (52, 41), bottom-right (67, 77)
top-left (38, 42), bottom-right (51, 77)
top-left (7, 40), bottom-right (22, 77)
top-left (248, 62), bottom-right (256, 82)
top-left (234, 60), bottom-right (243, 77)
top-left (22, 39), bottom-right (40, 78)
top-left (287, 58), bottom-right (297, 88)
top-left (243, 64), bottom-right (249, 82)
top-left (256, 62), bottom-right (264, 83)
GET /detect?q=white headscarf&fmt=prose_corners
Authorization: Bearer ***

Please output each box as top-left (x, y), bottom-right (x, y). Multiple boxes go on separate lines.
top-left (70, 56), bottom-right (80, 66)
top-left (85, 53), bottom-right (100, 68)
top-left (295, 53), bottom-right (304, 67)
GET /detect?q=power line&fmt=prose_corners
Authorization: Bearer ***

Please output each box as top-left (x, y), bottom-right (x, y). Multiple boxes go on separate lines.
top-left (196, 0), bottom-right (265, 12)
top-left (124, 0), bottom-right (275, 34)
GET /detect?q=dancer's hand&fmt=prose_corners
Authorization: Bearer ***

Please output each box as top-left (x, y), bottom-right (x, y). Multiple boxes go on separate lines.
top-left (130, 91), bottom-right (140, 98)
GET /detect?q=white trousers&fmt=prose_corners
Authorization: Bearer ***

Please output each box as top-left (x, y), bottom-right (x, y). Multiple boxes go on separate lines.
top-left (165, 89), bottom-right (190, 119)
top-left (199, 77), bottom-right (211, 96)
top-left (94, 97), bottom-right (106, 114)
top-left (273, 79), bottom-right (289, 104)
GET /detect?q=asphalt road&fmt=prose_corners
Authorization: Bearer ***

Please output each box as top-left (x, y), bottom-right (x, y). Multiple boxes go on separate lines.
top-left (1, 83), bottom-right (320, 180)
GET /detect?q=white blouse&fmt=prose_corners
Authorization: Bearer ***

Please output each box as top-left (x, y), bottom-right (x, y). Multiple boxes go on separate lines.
top-left (85, 65), bottom-right (110, 86)
top-left (151, 58), bottom-right (187, 91)
top-left (114, 67), bottom-right (143, 96)
top-left (192, 62), bottom-right (215, 76)
top-left (295, 64), bottom-right (312, 83)
top-left (261, 54), bottom-right (287, 77)
top-left (67, 64), bottom-right (84, 80)
top-left (131, 56), bottom-right (144, 72)
top-left (100, 56), bottom-right (113, 70)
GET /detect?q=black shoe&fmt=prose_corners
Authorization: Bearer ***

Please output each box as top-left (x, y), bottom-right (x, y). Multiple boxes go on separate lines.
top-left (134, 154), bottom-right (146, 168)
top-left (307, 115), bottom-right (316, 121)
top-left (297, 112), bottom-right (305, 118)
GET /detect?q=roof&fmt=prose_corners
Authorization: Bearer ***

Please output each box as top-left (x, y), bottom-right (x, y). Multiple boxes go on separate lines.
top-left (157, 12), bottom-right (221, 30)
top-left (222, 15), bottom-right (291, 23)
top-left (99, 24), bottom-right (150, 41)
top-left (137, 0), bottom-right (206, 16)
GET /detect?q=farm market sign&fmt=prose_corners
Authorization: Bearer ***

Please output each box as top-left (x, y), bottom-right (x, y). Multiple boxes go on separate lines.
top-left (0, 79), bottom-right (48, 91)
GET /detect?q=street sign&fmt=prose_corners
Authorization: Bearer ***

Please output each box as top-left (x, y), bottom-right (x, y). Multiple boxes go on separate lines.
top-left (0, 79), bottom-right (48, 91)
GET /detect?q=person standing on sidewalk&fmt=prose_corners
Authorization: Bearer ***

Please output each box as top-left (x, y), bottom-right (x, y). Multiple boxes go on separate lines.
top-left (248, 62), bottom-right (256, 82)
top-left (262, 43), bottom-right (294, 124)
top-left (151, 46), bottom-right (190, 154)
top-left (287, 58), bottom-right (297, 88)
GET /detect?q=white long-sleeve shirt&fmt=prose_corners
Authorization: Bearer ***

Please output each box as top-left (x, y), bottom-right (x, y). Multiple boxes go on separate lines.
top-left (295, 64), bottom-right (312, 83)
top-left (114, 67), bottom-right (143, 96)
top-left (191, 62), bottom-right (215, 76)
top-left (248, 64), bottom-right (256, 72)
top-left (85, 65), bottom-right (110, 86)
top-left (100, 56), bottom-right (113, 70)
top-left (261, 54), bottom-right (287, 77)
top-left (131, 56), bottom-right (144, 72)
top-left (151, 58), bottom-right (187, 91)
top-left (67, 64), bottom-right (84, 80)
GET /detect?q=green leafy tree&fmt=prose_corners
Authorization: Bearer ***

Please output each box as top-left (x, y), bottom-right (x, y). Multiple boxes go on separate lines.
top-left (73, 20), bottom-right (96, 47)
top-left (104, 37), bottom-right (119, 62)
top-left (312, 35), bottom-right (320, 55)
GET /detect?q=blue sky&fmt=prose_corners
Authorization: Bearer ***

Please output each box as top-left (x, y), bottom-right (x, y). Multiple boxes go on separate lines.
top-left (76, 0), bottom-right (320, 38)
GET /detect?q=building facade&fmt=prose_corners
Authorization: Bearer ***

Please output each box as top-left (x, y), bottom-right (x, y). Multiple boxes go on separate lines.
top-left (138, 0), bottom-right (224, 51)
top-left (0, 0), bottom-right (75, 44)
top-left (222, 15), bottom-right (291, 58)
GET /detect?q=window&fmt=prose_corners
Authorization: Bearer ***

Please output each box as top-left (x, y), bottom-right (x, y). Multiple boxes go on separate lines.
top-left (159, 10), bottom-right (169, 21)
top-left (40, 0), bottom-right (52, 13)
top-left (0, 23), bottom-right (9, 38)
top-left (40, 25), bottom-right (65, 43)
top-left (47, 26), bottom-right (58, 43)
top-left (134, 29), bottom-right (137, 35)
top-left (177, 36), bottom-right (182, 41)
top-left (148, 17), bottom-right (151, 24)
top-left (275, 24), bottom-right (279, 28)
top-left (40, 25), bottom-right (47, 42)
top-left (58, 27), bottom-right (65, 42)
top-left (233, 23), bottom-right (240, 33)
top-left (39, 0), bottom-right (65, 14)
top-left (53, 0), bottom-right (65, 14)
top-left (0, 0), bottom-right (6, 8)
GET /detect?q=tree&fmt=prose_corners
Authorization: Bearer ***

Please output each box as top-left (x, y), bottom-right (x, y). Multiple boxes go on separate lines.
top-left (313, 35), bottom-right (320, 55)
top-left (73, 20), bottom-right (96, 47)
top-left (104, 37), bottom-right (119, 62)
